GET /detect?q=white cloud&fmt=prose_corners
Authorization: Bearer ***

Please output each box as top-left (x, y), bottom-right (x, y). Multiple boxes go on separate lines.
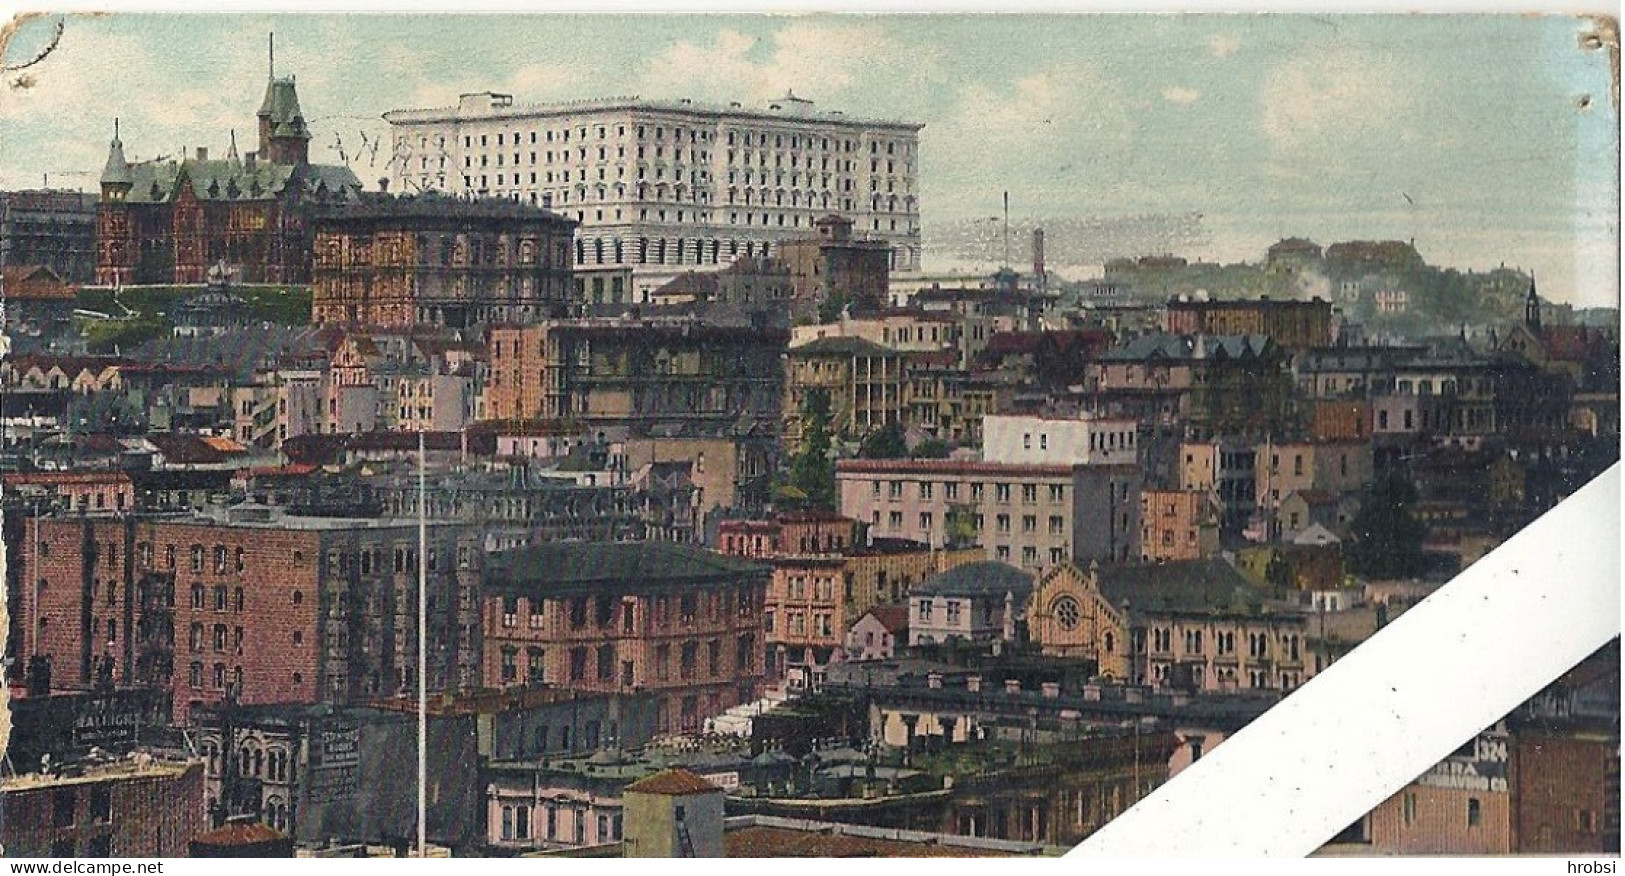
top-left (925, 59), bottom-right (1134, 216)
top-left (637, 20), bottom-right (930, 105)
top-left (1162, 85), bottom-right (1199, 104)
top-left (1259, 46), bottom-right (1411, 157)
top-left (1209, 33), bottom-right (1241, 58)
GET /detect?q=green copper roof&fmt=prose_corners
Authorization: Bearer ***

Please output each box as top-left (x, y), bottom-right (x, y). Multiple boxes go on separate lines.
top-left (120, 158), bottom-right (360, 204)
top-left (258, 77), bottom-right (310, 141)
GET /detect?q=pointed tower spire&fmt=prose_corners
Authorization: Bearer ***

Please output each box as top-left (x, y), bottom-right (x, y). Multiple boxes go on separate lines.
top-left (100, 118), bottom-right (132, 189)
top-left (1525, 273), bottom-right (1542, 332)
top-left (227, 129), bottom-right (240, 162)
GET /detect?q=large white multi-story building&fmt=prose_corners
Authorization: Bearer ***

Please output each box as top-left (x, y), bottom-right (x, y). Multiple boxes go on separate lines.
top-left (383, 91), bottom-right (924, 297)
top-left (981, 413), bottom-right (1140, 467)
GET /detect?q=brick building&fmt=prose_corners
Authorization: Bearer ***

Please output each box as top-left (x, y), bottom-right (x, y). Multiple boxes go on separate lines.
top-left (774, 214), bottom-right (892, 320)
top-left (481, 541), bottom-right (769, 735)
top-left (484, 317), bottom-right (786, 429)
top-left (17, 510), bottom-right (482, 723)
top-left (0, 758), bottom-right (204, 857)
top-left (1364, 729), bottom-right (1512, 854)
top-left (1, 189), bottom-right (98, 283)
top-left (1162, 297), bottom-right (1334, 350)
top-left (719, 512), bottom-right (856, 688)
top-left (1139, 488), bottom-right (1222, 563)
top-left (96, 72), bottom-right (361, 286)
top-left (310, 192), bottom-right (578, 330)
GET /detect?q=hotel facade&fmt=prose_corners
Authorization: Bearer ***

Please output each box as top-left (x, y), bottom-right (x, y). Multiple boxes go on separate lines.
top-left (383, 92), bottom-right (923, 295)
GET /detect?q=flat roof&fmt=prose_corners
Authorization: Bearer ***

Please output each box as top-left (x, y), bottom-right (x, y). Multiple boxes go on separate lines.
top-left (384, 94), bottom-right (923, 132)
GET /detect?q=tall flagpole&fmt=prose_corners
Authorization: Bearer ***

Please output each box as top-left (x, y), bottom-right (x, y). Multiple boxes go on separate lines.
top-left (417, 429), bottom-right (427, 857)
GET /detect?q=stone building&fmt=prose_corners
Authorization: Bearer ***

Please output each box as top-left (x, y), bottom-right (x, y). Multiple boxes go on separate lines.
top-left (310, 192), bottom-right (577, 330)
top-left (836, 459), bottom-right (1141, 572)
top-left (383, 91), bottom-right (923, 298)
top-left (96, 73), bottom-right (361, 286)
top-left (484, 318), bottom-right (785, 514)
top-left (1029, 558), bottom-right (1313, 692)
top-left (1139, 488), bottom-right (1223, 563)
top-left (191, 688), bottom-right (658, 850)
top-left (481, 541), bottom-right (769, 735)
top-left (784, 336), bottom-right (905, 451)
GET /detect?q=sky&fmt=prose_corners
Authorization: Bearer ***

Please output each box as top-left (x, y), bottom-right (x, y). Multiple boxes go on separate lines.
top-left (1, 12), bottom-right (1617, 306)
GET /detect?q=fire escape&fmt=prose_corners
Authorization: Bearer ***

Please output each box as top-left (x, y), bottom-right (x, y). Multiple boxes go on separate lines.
top-left (134, 569), bottom-right (176, 695)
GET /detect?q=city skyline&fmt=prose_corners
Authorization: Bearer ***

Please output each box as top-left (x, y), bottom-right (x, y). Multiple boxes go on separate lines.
top-left (1, 12), bottom-right (1616, 306)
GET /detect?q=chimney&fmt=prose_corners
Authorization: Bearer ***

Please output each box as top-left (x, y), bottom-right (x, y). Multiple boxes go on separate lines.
top-left (245, 152), bottom-right (257, 169)
top-left (1081, 683), bottom-right (1101, 701)
top-left (966, 675), bottom-right (982, 693)
top-left (1032, 227), bottom-right (1046, 279)
top-left (378, 177), bottom-right (390, 193)
top-left (1041, 681), bottom-right (1060, 699)
top-left (196, 147), bottom-right (208, 161)
top-left (1004, 679), bottom-right (1022, 695)
top-left (926, 672), bottom-right (943, 690)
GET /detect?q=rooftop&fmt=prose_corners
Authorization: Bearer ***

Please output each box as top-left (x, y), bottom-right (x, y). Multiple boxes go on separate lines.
top-left (722, 816), bottom-right (1048, 857)
top-left (384, 93), bottom-right (923, 132)
top-left (486, 541), bottom-right (768, 592)
top-left (623, 768), bottom-right (721, 796)
top-left (0, 755), bottom-right (198, 792)
top-left (917, 561), bottom-right (1034, 598)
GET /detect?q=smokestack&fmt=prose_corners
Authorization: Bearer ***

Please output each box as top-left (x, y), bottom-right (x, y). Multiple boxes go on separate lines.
top-left (1032, 227), bottom-right (1046, 280)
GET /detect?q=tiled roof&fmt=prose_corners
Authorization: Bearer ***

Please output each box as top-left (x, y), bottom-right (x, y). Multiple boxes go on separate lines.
top-left (486, 541), bottom-right (767, 593)
top-left (917, 561), bottom-right (1034, 598)
top-left (1101, 333), bottom-right (1274, 362)
top-left (864, 604), bottom-right (910, 633)
top-left (146, 433), bottom-right (232, 465)
top-left (623, 768), bottom-right (720, 796)
top-left (1, 265), bottom-right (74, 298)
top-left (1095, 558), bottom-right (1276, 617)
top-left (191, 821), bottom-right (288, 847)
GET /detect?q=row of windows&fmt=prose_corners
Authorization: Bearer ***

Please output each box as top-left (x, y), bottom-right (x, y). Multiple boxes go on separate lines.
top-left (876, 479), bottom-right (1069, 504)
top-left (764, 609), bottom-right (834, 638)
top-left (498, 589), bottom-right (756, 630)
top-left (497, 802), bottom-right (621, 846)
top-left (449, 123), bottom-right (912, 156)
top-left (1142, 628), bottom-right (1303, 660)
top-left (500, 635), bottom-right (756, 684)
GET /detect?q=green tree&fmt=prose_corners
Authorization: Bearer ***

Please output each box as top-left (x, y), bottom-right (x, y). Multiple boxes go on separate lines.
top-left (1346, 472), bottom-right (1429, 580)
top-left (912, 438), bottom-right (951, 459)
top-left (859, 421), bottom-right (908, 459)
top-left (787, 390), bottom-right (837, 511)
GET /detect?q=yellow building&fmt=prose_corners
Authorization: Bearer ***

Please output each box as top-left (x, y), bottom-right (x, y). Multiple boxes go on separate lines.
top-left (1030, 559), bottom-right (1314, 692)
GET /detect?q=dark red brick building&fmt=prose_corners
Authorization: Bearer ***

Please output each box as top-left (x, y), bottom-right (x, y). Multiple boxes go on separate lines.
top-left (95, 72), bottom-right (360, 286)
top-left (481, 541), bottom-right (768, 735)
top-left (17, 511), bottom-right (482, 723)
top-left (1508, 640), bottom-right (1621, 854)
top-left (0, 758), bottom-right (204, 857)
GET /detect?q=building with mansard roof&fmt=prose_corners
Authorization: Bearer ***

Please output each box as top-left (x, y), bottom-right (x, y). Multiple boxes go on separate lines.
top-left (95, 70), bottom-right (362, 286)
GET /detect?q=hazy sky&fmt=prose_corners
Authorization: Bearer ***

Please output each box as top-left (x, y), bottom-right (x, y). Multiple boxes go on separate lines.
top-left (2, 13), bottom-right (1616, 305)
